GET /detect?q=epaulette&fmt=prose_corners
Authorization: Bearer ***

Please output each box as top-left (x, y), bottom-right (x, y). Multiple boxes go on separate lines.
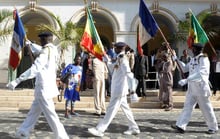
top-left (118, 54), bottom-right (124, 58)
top-left (41, 45), bottom-right (50, 60)
top-left (197, 53), bottom-right (208, 64)
top-left (201, 53), bottom-right (208, 57)
top-left (42, 45), bottom-right (49, 49)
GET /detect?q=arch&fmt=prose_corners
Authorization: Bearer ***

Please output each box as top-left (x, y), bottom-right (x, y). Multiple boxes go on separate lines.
top-left (70, 6), bottom-right (120, 32)
top-left (198, 9), bottom-right (220, 55)
top-left (197, 9), bottom-right (220, 17)
top-left (19, 6), bottom-right (57, 29)
top-left (130, 7), bottom-right (180, 88)
top-left (131, 7), bottom-right (179, 32)
top-left (70, 6), bottom-right (120, 50)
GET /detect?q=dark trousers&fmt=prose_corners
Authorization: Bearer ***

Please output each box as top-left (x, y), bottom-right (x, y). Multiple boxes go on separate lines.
top-left (136, 76), bottom-right (146, 97)
top-left (213, 73), bottom-right (220, 94)
top-left (182, 72), bottom-right (189, 91)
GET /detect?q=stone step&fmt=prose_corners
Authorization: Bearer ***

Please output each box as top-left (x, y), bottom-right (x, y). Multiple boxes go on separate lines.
top-left (0, 97), bottom-right (219, 110)
top-left (0, 96), bottom-right (96, 102)
top-left (0, 89), bottom-right (219, 111)
top-left (130, 101), bottom-right (220, 109)
top-left (1, 99), bottom-right (220, 110)
top-left (0, 89), bottom-right (95, 96)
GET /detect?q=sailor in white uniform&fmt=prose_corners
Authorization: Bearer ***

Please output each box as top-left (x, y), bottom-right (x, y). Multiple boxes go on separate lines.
top-left (88, 42), bottom-right (140, 137)
top-left (171, 43), bottom-right (218, 134)
top-left (7, 32), bottom-right (69, 139)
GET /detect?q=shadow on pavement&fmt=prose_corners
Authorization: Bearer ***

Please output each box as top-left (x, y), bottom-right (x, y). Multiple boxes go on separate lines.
top-left (0, 132), bottom-right (14, 139)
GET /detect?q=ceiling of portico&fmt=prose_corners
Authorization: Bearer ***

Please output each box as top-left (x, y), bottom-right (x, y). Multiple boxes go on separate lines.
top-left (76, 11), bottom-right (115, 48)
top-left (76, 12), bottom-right (113, 27)
top-left (21, 12), bottom-right (50, 25)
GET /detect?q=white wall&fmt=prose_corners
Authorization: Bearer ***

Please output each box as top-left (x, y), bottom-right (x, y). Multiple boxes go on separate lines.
top-left (0, 0), bottom-right (219, 84)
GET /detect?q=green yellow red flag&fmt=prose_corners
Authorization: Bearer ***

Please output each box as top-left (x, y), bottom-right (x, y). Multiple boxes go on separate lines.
top-left (187, 10), bottom-right (209, 48)
top-left (80, 7), bottom-right (105, 60)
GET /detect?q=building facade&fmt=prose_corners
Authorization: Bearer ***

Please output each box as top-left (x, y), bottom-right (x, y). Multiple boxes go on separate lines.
top-left (0, 0), bottom-right (219, 87)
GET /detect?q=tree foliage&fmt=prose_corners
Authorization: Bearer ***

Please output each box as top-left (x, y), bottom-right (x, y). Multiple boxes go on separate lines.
top-left (0, 9), bottom-right (13, 42)
top-left (176, 11), bottom-right (220, 42)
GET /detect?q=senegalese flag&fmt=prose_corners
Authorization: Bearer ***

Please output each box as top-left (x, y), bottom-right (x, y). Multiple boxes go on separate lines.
top-left (80, 7), bottom-right (105, 60)
top-left (187, 10), bottom-right (209, 49)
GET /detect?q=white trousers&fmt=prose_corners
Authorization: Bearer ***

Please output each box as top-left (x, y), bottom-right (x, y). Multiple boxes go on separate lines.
top-left (96, 95), bottom-right (139, 132)
top-left (176, 92), bottom-right (218, 131)
top-left (17, 96), bottom-right (69, 139)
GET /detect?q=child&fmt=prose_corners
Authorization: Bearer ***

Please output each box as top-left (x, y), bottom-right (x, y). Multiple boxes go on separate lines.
top-left (62, 56), bottom-right (82, 118)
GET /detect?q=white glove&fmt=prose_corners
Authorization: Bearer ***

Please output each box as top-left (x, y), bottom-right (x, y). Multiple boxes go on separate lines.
top-left (102, 54), bottom-right (110, 62)
top-left (6, 78), bottom-right (22, 90)
top-left (29, 43), bottom-right (42, 56)
top-left (127, 72), bottom-right (134, 79)
top-left (25, 40), bottom-right (32, 46)
top-left (178, 79), bottom-right (188, 86)
top-left (172, 55), bottom-right (177, 61)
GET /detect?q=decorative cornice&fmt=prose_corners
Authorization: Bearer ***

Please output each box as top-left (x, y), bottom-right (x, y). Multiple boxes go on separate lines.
top-left (210, 2), bottom-right (218, 14)
top-left (90, 0), bottom-right (98, 12)
top-left (29, 0), bottom-right (37, 11)
top-left (152, 0), bottom-right (159, 13)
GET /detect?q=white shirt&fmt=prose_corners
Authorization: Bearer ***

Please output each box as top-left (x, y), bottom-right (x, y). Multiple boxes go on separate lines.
top-left (183, 53), bottom-right (211, 96)
top-left (108, 51), bottom-right (130, 97)
top-left (19, 43), bottom-right (59, 98)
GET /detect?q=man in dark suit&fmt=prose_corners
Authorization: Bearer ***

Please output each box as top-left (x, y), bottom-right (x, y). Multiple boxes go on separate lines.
top-left (134, 53), bottom-right (148, 97)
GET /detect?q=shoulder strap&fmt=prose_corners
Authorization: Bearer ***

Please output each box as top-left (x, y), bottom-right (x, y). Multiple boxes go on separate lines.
top-left (198, 54), bottom-right (207, 64)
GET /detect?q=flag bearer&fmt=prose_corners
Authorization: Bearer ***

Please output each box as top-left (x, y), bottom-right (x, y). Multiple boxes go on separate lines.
top-left (7, 32), bottom-right (69, 139)
top-left (171, 43), bottom-right (218, 134)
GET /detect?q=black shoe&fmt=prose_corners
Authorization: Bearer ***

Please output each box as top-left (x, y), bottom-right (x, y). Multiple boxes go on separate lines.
top-left (93, 113), bottom-right (101, 117)
top-left (213, 90), bottom-right (216, 96)
top-left (64, 114), bottom-right (72, 119)
top-left (101, 112), bottom-right (106, 115)
top-left (161, 104), bottom-right (168, 109)
top-left (171, 124), bottom-right (185, 134)
top-left (207, 129), bottom-right (217, 134)
top-left (164, 106), bottom-right (173, 111)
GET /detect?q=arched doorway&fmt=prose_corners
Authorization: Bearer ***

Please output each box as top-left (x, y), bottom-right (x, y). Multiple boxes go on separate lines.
top-left (145, 13), bottom-right (179, 88)
top-left (145, 13), bottom-right (177, 55)
top-left (131, 8), bottom-right (178, 55)
top-left (77, 13), bottom-right (114, 49)
top-left (202, 14), bottom-right (220, 55)
top-left (131, 8), bottom-right (179, 88)
top-left (71, 7), bottom-right (119, 53)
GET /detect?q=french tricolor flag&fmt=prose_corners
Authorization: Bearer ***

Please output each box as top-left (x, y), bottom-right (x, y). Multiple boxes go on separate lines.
top-left (9, 10), bottom-right (26, 70)
top-left (137, 0), bottom-right (159, 54)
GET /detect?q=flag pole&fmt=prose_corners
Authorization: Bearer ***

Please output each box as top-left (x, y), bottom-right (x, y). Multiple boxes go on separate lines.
top-left (208, 41), bottom-right (217, 56)
top-left (157, 27), bottom-right (186, 79)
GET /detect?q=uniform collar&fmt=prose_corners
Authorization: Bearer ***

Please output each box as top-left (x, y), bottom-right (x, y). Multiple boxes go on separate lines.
top-left (194, 53), bottom-right (203, 59)
top-left (117, 51), bottom-right (125, 58)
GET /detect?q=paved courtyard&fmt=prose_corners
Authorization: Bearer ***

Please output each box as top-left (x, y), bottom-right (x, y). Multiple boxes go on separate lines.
top-left (0, 108), bottom-right (220, 139)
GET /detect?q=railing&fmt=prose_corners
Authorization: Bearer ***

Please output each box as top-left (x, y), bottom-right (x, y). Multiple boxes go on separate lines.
top-left (145, 72), bottom-right (159, 90)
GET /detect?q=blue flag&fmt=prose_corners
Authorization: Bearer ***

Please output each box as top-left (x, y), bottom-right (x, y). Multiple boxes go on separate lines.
top-left (138, 0), bottom-right (159, 47)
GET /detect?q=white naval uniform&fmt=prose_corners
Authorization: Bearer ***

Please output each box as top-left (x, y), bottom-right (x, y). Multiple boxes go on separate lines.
top-left (16, 43), bottom-right (69, 139)
top-left (176, 53), bottom-right (218, 131)
top-left (96, 51), bottom-right (139, 132)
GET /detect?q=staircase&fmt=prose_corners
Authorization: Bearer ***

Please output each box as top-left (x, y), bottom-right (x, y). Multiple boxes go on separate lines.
top-left (0, 88), bottom-right (219, 111)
